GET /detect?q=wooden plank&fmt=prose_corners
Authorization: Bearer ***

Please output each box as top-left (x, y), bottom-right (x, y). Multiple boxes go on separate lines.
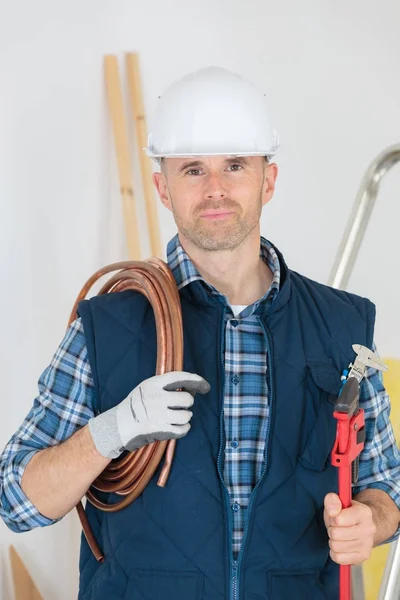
top-left (9, 546), bottom-right (43, 600)
top-left (104, 55), bottom-right (141, 260)
top-left (126, 52), bottom-right (162, 258)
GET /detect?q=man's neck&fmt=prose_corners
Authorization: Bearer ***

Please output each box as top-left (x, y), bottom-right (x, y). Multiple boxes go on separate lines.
top-left (179, 233), bottom-right (273, 306)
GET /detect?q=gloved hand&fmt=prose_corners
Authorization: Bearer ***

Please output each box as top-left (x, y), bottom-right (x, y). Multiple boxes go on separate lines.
top-left (88, 371), bottom-right (210, 459)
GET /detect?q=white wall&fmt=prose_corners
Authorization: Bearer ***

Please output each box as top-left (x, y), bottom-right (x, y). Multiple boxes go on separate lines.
top-left (0, 1), bottom-right (399, 598)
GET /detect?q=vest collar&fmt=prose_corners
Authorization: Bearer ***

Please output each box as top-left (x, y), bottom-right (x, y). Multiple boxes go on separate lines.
top-left (179, 240), bottom-right (292, 315)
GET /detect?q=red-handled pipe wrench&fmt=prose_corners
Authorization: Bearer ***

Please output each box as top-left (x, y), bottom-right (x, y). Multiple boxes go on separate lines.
top-left (331, 344), bottom-right (388, 600)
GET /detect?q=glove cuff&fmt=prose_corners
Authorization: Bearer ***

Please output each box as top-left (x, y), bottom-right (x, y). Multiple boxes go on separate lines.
top-left (88, 408), bottom-right (124, 459)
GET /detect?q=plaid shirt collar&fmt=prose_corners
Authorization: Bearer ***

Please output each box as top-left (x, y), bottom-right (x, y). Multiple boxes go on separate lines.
top-left (166, 234), bottom-right (281, 316)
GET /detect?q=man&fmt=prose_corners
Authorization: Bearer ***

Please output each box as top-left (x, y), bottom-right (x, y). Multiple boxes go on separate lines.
top-left (1, 67), bottom-right (399, 600)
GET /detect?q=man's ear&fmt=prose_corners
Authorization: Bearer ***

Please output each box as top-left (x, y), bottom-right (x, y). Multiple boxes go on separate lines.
top-left (262, 162), bottom-right (278, 207)
top-left (153, 171), bottom-right (172, 211)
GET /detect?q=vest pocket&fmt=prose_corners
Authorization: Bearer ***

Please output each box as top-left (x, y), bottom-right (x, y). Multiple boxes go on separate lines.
top-left (124, 569), bottom-right (203, 599)
top-left (298, 362), bottom-right (340, 472)
top-left (268, 569), bottom-right (326, 599)
top-left (298, 398), bottom-right (337, 471)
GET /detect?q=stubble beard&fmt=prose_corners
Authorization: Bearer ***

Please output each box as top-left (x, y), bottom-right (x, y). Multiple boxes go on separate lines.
top-left (171, 191), bottom-right (264, 252)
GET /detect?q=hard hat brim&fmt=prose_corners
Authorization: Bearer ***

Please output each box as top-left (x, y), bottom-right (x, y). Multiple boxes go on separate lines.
top-left (144, 148), bottom-right (278, 159)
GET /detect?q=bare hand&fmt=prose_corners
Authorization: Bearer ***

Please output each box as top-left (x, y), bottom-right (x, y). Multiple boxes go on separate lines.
top-left (324, 492), bottom-right (376, 565)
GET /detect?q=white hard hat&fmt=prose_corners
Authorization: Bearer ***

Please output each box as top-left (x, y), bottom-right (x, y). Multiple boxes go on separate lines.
top-left (145, 66), bottom-right (279, 160)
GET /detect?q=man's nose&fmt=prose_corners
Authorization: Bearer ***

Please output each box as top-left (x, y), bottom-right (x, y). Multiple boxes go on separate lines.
top-left (204, 172), bottom-right (227, 200)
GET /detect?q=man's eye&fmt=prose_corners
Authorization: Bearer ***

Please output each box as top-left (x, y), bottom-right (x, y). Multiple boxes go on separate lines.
top-left (227, 164), bottom-right (243, 172)
top-left (186, 169), bottom-right (202, 176)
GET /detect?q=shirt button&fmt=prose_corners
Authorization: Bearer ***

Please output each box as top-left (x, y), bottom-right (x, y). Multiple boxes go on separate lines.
top-left (231, 440), bottom-right (239, 449)
top-left (232, 502), bottom-right (241, 512)
top-left (231, 375), bottom-right (240, 385)
top-left (231, 319), bottom-right (239, 327)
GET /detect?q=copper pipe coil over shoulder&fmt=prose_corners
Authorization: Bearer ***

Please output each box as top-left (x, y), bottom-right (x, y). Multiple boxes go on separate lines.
top-left (68, 258), bottom-right (183, 562)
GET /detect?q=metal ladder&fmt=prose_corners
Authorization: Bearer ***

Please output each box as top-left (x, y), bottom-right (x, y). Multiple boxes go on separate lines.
top-left (327, 144), bottom-right (400, 600)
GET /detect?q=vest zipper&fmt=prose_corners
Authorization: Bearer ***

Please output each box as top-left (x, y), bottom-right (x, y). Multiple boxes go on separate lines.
top-left (232, 559), bottom-right (238, 600)
top-left (230, 318), bottom-right (275, 600)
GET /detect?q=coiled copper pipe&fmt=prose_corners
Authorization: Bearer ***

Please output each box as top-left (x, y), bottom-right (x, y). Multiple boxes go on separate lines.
top-left (67, 258), bottom-right (183, 562)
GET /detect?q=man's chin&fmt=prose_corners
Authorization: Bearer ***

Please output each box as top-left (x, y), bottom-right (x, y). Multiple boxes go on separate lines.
top-left (177, 219), bottom-right (255, 252)
top-left (191, 234), bottom-right (246, 253)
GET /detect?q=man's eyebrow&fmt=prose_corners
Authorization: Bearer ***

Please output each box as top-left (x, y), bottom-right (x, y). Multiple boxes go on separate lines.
top-left (224, 156), bottom-right (249, 165)
top-left (176, 157), bottom-right (250, 174)
top-left (177, 160), bottom-right (205, 173)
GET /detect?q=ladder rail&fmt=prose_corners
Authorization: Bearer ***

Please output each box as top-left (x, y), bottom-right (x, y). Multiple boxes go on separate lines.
top-left (378, 540), bottom-right (400, 600)
top-left (327, 144), bottom-right (400, 600)
top-left (328, 145), bottom-right (400, 289)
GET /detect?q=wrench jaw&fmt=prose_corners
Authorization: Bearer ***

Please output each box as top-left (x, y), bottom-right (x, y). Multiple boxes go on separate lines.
top-left (349, 344), bottom-right (389, 383)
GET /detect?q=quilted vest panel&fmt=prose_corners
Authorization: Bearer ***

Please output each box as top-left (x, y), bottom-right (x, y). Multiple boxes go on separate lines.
top-left (77, 247), bottom-right (375, 600)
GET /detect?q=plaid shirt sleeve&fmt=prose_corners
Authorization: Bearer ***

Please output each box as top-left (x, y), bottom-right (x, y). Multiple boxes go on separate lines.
top-left (0, 318), bottom-right (95, 532)
top-left (354, 343), bottom-right (400, 541)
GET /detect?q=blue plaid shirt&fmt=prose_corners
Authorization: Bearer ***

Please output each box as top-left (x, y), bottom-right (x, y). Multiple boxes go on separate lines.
top-left (1, 235), bottom-right (400, 556)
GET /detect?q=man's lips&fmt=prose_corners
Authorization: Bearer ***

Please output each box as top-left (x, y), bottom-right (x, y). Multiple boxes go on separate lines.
top-left (200, 210), bottom-right (235, 219)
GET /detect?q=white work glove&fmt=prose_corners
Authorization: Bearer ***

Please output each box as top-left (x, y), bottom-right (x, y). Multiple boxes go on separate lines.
top-left (88, 371), bottom-right (210, 459)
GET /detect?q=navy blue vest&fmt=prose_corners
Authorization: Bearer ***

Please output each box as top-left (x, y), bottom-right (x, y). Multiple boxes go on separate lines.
top-left (77, 244), bottom-right (375, 600)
